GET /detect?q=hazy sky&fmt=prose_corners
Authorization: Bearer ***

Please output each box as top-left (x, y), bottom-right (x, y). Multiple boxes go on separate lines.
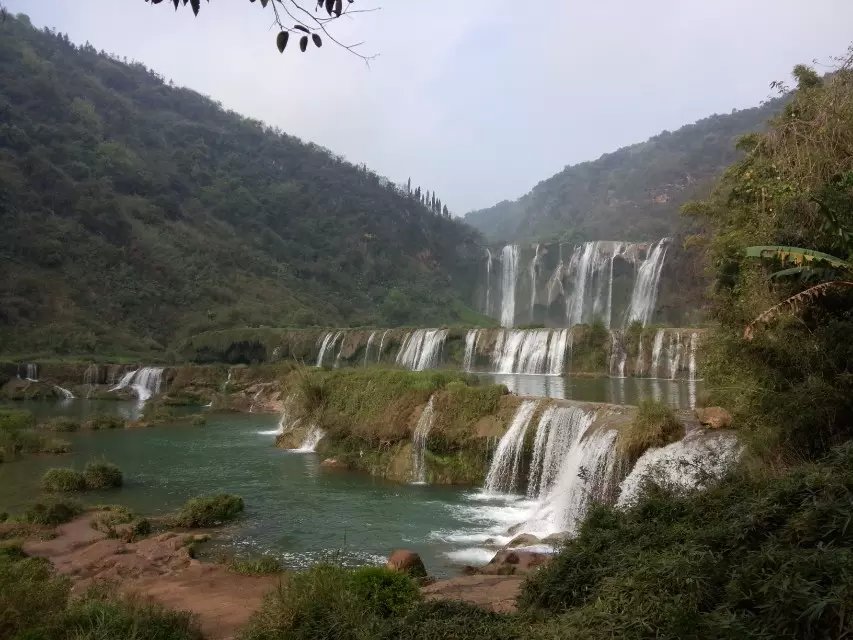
top-left (7, 1), bottom-right (853, 212)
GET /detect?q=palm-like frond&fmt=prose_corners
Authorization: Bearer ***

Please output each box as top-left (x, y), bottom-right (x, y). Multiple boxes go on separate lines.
top-left (745, 246), bottom-right (852, 271)
top-left (744, 281), bottom-right (853, 340)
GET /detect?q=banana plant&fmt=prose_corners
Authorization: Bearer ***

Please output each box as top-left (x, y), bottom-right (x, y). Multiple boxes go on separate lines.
top-left (743, 246), bottom-right (853, 340)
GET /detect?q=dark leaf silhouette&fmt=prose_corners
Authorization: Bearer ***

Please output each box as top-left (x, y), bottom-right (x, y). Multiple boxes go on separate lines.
top-left (276, 31), bottom-right (289, 53)
top-left (299, 35), bottom-right (308, 52)
top-left (312, 34), bottom-right (322, 48)
top-left (294, 25), bottom-right (310, 33)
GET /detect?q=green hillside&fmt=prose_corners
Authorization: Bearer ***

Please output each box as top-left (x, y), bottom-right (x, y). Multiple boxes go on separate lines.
top-left (465, 98), bottom-right (785, 244)
top-left (0, 15), bottom-right (487, 357)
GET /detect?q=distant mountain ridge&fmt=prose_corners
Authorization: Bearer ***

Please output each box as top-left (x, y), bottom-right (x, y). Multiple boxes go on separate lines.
top-left (464, 97), bottom-right (785, 244)
top-left (0, 15), bottom-right (487, 356)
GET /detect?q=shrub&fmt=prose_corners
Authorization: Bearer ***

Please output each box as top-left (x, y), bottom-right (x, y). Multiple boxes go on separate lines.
top-left (227, 553), bottom-right (282, 576)
top-left (41, 416), bottom-right (81, 432)
top-left (21, 498), bottom-right (84, 525)
top-left (83, 460), bottom-right (123, 489)
top-left (83, 414), bottom-right (125, 430)
top-left (347, 567), bottom-right (420, 618)
top-left (0, 554), bottom-right (69, 639)
top-left (381, 600), bottom-right (522, 640)
top-left (0, 408), bottom-right (35, 432)
top-left (172, 494), bottom-right (244, 528)
top-left (618, 400), bottom-right (684, 463)
top-left (41, 467), bottom-right (86, 492)
top-left (63, 585), bottom-right (203, 640)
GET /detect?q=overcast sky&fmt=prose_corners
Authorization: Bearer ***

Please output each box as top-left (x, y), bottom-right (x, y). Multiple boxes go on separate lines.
top-left (7, 1), bottom-right (853, 212)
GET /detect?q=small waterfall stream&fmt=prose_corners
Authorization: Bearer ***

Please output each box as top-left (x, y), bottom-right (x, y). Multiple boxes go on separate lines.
top-left (410, 396), bottom-right (436, 484)
top-left (463, 330), bottom-right (479, 372)
top-left (363, 331), bottom-right (377, 366)
top-left (316, 332), bottom-right (343, 367)
top-left (396, 329), bottom-right (448, 371)
top-left (483, 400), bottom-right (539, 494)
top-left (500, 244), bottom-right (519, 328)
top-left (294, 425), bottom-right (325, 452)
top-left (484, 248), bottom-right (493, 316)
top-left (625, 238), bottom-right (670, 326)
top-left (109, 367), bottom-right (164, 404)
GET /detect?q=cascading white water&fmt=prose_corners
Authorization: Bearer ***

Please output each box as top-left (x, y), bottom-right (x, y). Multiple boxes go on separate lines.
top-left (377, 330), bottom-right (390, 362)
top-left (525, 405), bottom-right (594, 499)
top-left (19, 363), bottom-right (39, 381)
top-left (485, 248), bottom-right (493, 316)
top-left (688, 332), bottom-right (698, 381)
top-left (483, 400), bottom-right (539, 494)
top-left (316, 332), bottom-right (342, 367)
top-left (333, 333), bottom-right (347, 368)
top-left (463, 330), bottom-right (480, 372)
top-left (396, 329), bottom-right (448, 371)
top-left (524, 426), bottom-right (619, 535)
top-left (410, 396), bottom-right (436, 484)
top-left (609, 331), bottom-right (628, 378)
top-left (547, 329), bottom-right (571, 376)
top-left (490, 329), bottom-right (570, 375)
top-left (616, 432), bottom-right (740, 508)
top-left (669, 331), bottom-right (683, 380)
top-left (53, 385), bottom-right (75, 400)
top-left (109, 367), bottom-right (164, 404)
top-left (565, 242), bottom-right (598, 326)
top-left (650, 329), bottom-right (666, 378)
top-left (635, 335), bottom-right (646, 377)
top-left (625, 238), bottom-right (670, 326)
top-left (363, 331), bottom-right (377, 366)
top-left (294, 424), bottom-right (325, 452)
top-left (500, 244), bottom-right (519, 328)
top-left (529, 244), bottom-right (541, 321)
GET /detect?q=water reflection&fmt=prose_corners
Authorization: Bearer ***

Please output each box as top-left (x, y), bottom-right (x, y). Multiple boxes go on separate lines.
top-left (477, 374), bottom-right (699, 409)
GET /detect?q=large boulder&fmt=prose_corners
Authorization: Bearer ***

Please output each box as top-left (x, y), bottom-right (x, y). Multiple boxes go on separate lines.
top-left (695, 407), bottom-right (733, 430)
top-left (505, 533), bottom-right (541, 548)
top-left (475, 549), bottom-right (551, 576)
top-left (386, 549), bottom-right (427, 578)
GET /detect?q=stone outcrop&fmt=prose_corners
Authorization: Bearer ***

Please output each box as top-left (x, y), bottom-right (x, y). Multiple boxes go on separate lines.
top-left (695, 406), bottom-right (733, 429)
top-left (386, 549), bottom-right (427, 578)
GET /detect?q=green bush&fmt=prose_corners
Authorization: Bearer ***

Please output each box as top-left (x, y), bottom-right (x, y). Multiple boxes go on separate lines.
top-left (21, 498), bottom-right (84, 525)
top-left (83, 460), bottom-right (123, 489)
top-left (0, 408), bottom-right (35, 432)
top-left (64, 585), bottom-right (203, 640)
top-left (41, 416), bottom-right (81, 432)
top-left (618, 399), bottom-right (684, 463)
top-left (83, 414), bottom-right (125, 430)
top-left (172, 494), bottom-right (244, 528)
top-left (41, 468), bottom-right (87, 492)
top-left (227, 553), bottom-right (282, 576)
top-left (0, 554), bottom-right (69, 639)
top-left (519, 443), bottom-right (853, 638)
top-left (241, 564), bottom-right (421, 640)
top-left (381, 600), bottom-right (522, 640)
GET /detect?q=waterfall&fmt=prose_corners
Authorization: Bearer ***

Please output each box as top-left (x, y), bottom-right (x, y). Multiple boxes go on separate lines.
top-left (635, 335), bottom-right (646, 377)
top-left (377, 330), bottom-right (390, 363)
top-left (294, 424), bottom-right (325, 452)
top-left (410, 396), bottom-right (436, 484)
top-left (500, 244), bottom-right (519, 328)
top-left (609, 331), bottom-right (627, 378)
top-left (547, 329), bottom-right (571, 376)
top-left (529, 244), bottom-right (541, 321)
top-left (396, 329), bottom-right (448, 371)
top-left (546, 260), bottom-right (565, 305)
top-left (625, 238), bottom-right (670, 326)
top-left (109, 367), bottom-right (164, 404)
top-left (565, 242), bottom-right (626, 328)
top-left (669, 331), bottom-right (684, 380)
top-left (333, 333), bottom-right (347, 368)
top-left (483, 400), bottom-right (539, 494)
top-left (363, 331), bottom-right (377, 366)
top-left (524, 426), bottom-right (619, 535)
top-left (463, 329), bottom-right (480, 372)
top-left (19, 363), bottom-right (38, 381)
top-left (616, 433), bottom-right (740, 508)
top-left (525, 405), bottom-right (594, 499)
top-left (53, 385), bottom-right (75, 400)
top-left (565, 242), bottom-right (598, 326)
top-left (316, 332), bottom-right (342, 368)
top-left (485, 248), bottom-right (493, 316)
top-left (222, 369), bottom-right (232, 392)
top-left (84, 364), bottom-right (99, 398)
top-left (651, 329), bottom-right (666, 378)
top-left (688, 332), bottom-right (698, 381)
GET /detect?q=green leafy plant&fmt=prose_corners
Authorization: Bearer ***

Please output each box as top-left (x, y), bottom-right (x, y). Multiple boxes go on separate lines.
top-left (83, 460), bottom-right (124, 489)
top-left (171, 494), bottom-right (244, 528)
top-left (41, 468), bottom-right (87, 492)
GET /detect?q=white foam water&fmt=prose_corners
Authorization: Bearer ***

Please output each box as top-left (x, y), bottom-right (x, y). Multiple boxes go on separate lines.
top-left (411, 396), bottom-right (436, 484)
top-left (483, 400), bottom-right (539, 494)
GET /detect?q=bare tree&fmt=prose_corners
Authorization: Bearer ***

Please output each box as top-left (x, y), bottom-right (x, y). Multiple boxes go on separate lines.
top-left (145, 0), bottom-right (378, 62)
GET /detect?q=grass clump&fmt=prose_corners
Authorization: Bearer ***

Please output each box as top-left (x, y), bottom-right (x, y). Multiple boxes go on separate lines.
top-left (0, 408), bottom-right (35, 431)
top-left (21, 497), bottom-right (84, 525)
top-left (41, 467), bottom-right (87, 492)
top-left (40, 416), bottom-right (81, 432)
top-left (618, 399), bottom-right (684, 463)
top-left (82, 413), bottom-right (125, 430)
top-left (172, 494), bottom-right (244, 528)
top-left (83, 460), bottom-right (123, 489)
top-left (226, 553), bottom-right (282, 576)
top-left (240, 565), bottom-right (421, 640)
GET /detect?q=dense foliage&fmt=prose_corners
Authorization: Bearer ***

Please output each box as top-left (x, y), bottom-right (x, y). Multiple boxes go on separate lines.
top-left (0, 14), bottom-right (486, 357)
top-left (690, 60), bottom-right (853, 461)
top-left (171, 493), bottom-right (245, 527)
top-left (465, 98), bottom-right (784, 245)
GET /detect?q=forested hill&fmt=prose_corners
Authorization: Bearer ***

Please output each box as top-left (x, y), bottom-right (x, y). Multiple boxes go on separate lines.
top-left (465, 97), bottom-right (785, 244)
top-left (0, 15), bottom-right (486, 357)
